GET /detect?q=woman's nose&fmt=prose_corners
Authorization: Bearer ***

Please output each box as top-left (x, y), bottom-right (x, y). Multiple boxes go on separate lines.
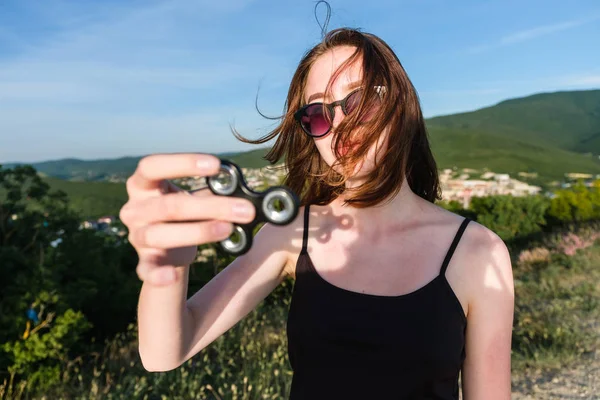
top-left (330, 105), bottom-right (345, 129)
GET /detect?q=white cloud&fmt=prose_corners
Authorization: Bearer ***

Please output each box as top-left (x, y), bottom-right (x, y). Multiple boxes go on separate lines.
top-left (467, 14), bottom-right (600, 53)
top-left (420, 88), bottom-right (504, 97)
top-left (499, 18), bottom-right (593, 45)
top-left (0, 81), bottom-right (107, 102)
top-left (0, 105), bottom-right (271, 162)
top-left (446, 72), bottom-right (600, 92)
top-left (558, 74), bottom-right (600, 86)
top-left (0, 0), bottom-right (293, 162)
top-left (0, 56), bottom-right (276, 103)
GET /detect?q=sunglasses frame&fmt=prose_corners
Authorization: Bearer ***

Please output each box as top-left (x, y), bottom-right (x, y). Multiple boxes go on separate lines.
top-left (294, 87), bottom-right (364, 138)
top-left (294, 86), bottom-right (387, 138)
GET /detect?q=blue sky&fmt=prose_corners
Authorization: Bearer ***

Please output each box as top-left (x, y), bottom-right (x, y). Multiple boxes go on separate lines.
top-left (1, 0), bottom-right (599, 163)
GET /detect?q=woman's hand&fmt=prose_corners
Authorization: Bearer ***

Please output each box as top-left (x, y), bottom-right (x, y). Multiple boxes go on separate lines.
top-left (119, 153), bottom-right (256, 286)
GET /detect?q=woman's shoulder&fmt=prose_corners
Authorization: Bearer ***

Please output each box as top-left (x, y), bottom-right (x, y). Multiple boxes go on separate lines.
top-left (432, 205), bottom-right (514, 309)
top-left (263, 204), bottom-right (312, 278)
top-left (428, 201), bottom-right (504, 249)
top-left (463, 219), bottom-right (513, 302)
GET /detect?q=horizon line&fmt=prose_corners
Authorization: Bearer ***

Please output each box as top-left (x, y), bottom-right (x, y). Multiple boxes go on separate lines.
top-left (3, 86), bottom-right (599, 165)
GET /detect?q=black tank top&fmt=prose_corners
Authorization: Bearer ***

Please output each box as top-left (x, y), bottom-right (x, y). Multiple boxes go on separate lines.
top-left (286, 205), bottom-right (471, 399)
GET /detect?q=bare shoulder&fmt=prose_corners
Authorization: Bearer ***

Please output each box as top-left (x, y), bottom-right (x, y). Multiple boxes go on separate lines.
top-left (442, 213), bottom-right (515, 397)
top-left (452, 215), bottom-right (515, 311)
top-left (424, 202), bottom-right (514, 316)
top-left (252, 204), bottom-right (308, 279)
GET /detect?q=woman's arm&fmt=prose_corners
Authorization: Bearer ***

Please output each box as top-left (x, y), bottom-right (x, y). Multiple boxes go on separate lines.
top-left (461, 227), bottom-right (515, 400)
top-left (139, 217), bottom-right (297, 372)
top-left (179, 220), bottom-right (295, 366)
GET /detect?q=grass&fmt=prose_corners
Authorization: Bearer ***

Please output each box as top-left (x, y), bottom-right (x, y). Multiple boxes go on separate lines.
top-left (42, 176), bottom-right (128, 219)
top-left (1, 279), bottom-right (294, 400)
top-left (510, 225), bottom-right (600, 373)
top-left (1, 226), bottom-right (599, 399)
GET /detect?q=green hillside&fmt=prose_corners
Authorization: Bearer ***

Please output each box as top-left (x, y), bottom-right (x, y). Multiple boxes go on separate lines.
top-left (226, 147), bottom-right (274, 168)
top-left (19, 150), bottom-right (276, 219)
top-left (5, 89), bottom-right (600, 182)
top-left (428, 126), bottom-right (600, 179)
top-left (42, 176), bottom-right (128, 219)
top-left (3, 157), bottom-right (143, 182)
top-left (36, 149), bottom-right (276, 219)
top-left (428, 89), bottom-right (600, 154)
top-left (4, 89), bottom-right (600, 219)
top-left (1, 149), bottom-right (273, 182)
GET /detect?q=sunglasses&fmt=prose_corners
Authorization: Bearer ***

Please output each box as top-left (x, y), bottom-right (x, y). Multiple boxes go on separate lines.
top-left (294, 86), bottom-right (385, 138)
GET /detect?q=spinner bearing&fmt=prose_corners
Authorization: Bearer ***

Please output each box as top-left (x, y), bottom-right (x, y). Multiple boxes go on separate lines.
top-left (205, 159), bottom-right (300, 256)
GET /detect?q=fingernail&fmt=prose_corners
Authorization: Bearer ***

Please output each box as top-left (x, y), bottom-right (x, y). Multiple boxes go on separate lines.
top-left (196, 157), bottom-right (220, 171)
top-left (214, 222), bottom-right (232, 237)
top-left (233, 202), bottom-right (254, 218)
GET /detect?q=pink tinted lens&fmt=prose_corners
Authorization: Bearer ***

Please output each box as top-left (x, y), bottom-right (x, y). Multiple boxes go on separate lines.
top-left (348, 89), bottom-right (380, 121)
top-left (345, 90), bottom-right (363, 114)
top-left (301, 104), bottom-right (330, 136)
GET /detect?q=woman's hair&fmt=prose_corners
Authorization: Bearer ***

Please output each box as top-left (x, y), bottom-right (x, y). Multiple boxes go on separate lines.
top-left (232, 27), bottom-right (441, 208)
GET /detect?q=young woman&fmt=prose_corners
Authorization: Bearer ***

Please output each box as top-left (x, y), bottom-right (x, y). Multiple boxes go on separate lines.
top-left (121, 28), bottom-right (514, 399)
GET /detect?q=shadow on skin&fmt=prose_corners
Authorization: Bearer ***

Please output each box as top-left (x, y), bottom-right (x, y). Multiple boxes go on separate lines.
top-left (181, 201), bottom-right (515, 384)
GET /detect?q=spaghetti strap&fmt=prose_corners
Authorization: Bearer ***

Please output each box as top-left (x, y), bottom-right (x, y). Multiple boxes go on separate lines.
top-left (287, 213), bottom-right (469, 399)
top-left (439, 217), bottom-right (471, 276)
top-left (301, 205), bottom-right (310, 254)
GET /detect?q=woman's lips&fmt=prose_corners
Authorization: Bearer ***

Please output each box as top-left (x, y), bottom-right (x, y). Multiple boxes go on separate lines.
top-left (338, 143), bottom-right (359, 155)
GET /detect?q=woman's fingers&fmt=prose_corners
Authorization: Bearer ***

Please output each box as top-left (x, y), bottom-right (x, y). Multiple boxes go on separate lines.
top-left (129, 220), bottom-right (234, 249)
top-left (120, 191), bottom-right (255, 227)
top-left (126, 153), bottom-right (222, 193)
top-left (119, 153), bottom-right (251, 285)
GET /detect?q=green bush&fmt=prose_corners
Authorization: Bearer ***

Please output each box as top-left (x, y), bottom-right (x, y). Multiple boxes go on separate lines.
top-left (1, 281), bottom-right (294, 400)
top-left (2, 291), bottom-right (92, 395)
top-left (3, 164), bottom-right (600, 398)
top-left (547, 180), bottom-right (600, 224)
top-left (511, 232), bottom-right (600, 371)
top-left (470, 194), bottom-right (550, 240)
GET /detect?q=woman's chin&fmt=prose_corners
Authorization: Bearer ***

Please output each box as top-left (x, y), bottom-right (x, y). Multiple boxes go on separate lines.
top-left (333, 162), bottom-right (367, 181)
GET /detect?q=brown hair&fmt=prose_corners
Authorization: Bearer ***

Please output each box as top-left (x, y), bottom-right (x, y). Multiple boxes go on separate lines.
top-left (232, 28), bottom-right (441, 208)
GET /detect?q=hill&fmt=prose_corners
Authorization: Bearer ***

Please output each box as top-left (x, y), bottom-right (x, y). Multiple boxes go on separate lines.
top-left (32, 150), bottom-right (273, 219)
top-left (0, 149), bottom-right (276, 182)
top-left (42, 176), bottom-right (128, 219)
top-left (3, 89), bottom-right (600, 184)
top-left (427, 126), bottom-right (600, 179)
top-left (428, 89), bottom-right (600, 154)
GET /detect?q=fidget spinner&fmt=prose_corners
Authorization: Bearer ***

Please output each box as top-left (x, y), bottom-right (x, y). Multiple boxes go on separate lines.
top-left (205, 159), bottom-right (300, 256)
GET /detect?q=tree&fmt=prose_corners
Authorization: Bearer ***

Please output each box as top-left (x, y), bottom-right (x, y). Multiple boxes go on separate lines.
top-left (547, 180), bottom-right (600, 224)
top-left (470, 194), bottom-right (550, 241)
top-left (0, 165), bottom-right (139, 392)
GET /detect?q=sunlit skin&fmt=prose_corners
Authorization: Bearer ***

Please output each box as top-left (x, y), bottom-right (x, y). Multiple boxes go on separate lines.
top-left (305, 46), bottom-right (388, 184)
top-left (303, 45), bottom-right (421, 230)
top-left (127, 39), bottom-right (514, 400)
top-left (295, 45), bottom-right (515, 399)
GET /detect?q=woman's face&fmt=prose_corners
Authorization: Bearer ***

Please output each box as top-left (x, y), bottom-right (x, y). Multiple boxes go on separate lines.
top-left (303, 45), bottom-right (389, 183)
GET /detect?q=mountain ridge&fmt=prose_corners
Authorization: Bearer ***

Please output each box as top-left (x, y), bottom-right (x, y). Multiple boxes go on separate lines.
top-left (3, 88), bottom-right (600, 182)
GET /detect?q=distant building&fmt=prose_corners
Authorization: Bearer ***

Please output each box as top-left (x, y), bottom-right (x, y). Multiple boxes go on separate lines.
top-left (518, 172), bottom-right (538, 178)
top-left (441, 171), bottom-right (541, 208)
top-left (80, 220), bottom-right (98, 229)
top-left (565, 173), bottom-right (593, 180)
top-left (98, 215), bottom-right (117, 224)
top-left (195, 247), bottom-right (217, 263)
top-left (494, 174), bottom-right (510, 183)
